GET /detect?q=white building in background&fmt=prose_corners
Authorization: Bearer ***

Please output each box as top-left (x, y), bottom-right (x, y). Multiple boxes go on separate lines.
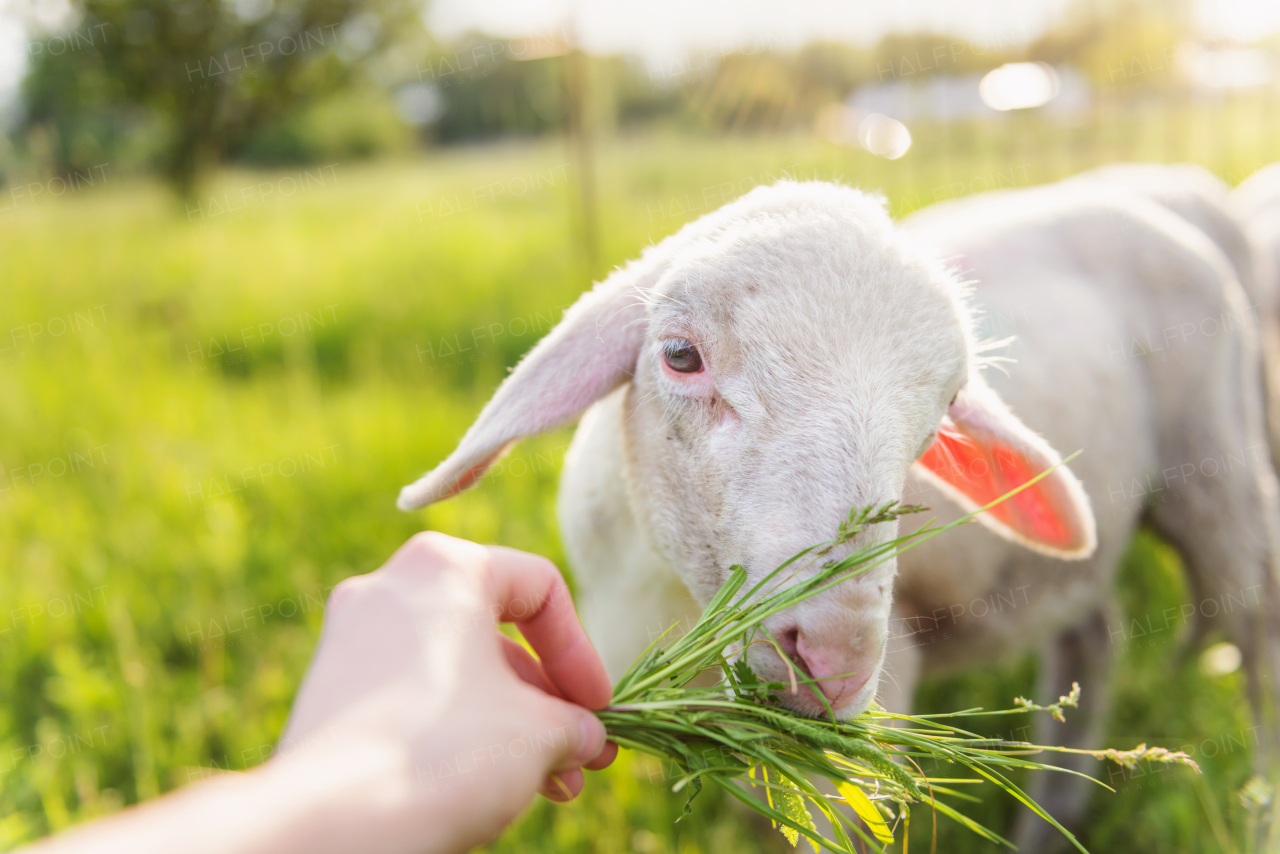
top-left (838, 47), bottom-right (1278, 145)
top-left (819, 62), bottom-right (1091, 158)
top-left (845, 63), bottom-right (1092, 125)
top-left (1188, 48), bottom-right (1275, 90)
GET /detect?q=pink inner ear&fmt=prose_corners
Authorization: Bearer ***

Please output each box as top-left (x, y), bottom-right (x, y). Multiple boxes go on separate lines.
top-left (918, 422), bottom-right (1075, 550)
top-left (444, 443), bottom-right (514, 498)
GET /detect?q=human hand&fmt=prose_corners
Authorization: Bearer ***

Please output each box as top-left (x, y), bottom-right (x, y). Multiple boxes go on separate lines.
top-left (278, 531), bottom-right (618, 853)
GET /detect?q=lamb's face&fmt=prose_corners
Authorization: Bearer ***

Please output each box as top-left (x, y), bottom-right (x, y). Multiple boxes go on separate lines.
top-left (622, 195), bottom-right (970, 717)
top-left (399, 182), bottom-right (1091, 715)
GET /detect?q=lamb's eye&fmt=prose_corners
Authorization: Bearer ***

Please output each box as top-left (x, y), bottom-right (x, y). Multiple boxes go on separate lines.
top-left (662, 338), bottom-right (703, 374)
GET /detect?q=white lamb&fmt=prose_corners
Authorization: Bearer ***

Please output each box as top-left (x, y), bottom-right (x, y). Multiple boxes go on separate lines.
top-left (1232, 163), bottom-right (1280, 301)
top-left (1233, 162), bottom-right (1280, 381)
top-left (399, 180), bottom-right (1280, 848)
top-left (1071, 163), bottom-right (1272, 311)
top-left (1070, 162), bottom-right (1280, 456)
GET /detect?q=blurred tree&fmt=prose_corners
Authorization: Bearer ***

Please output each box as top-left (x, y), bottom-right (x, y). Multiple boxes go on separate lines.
top-left (424, 31), bottom-right (569, 143)
top-left (1031, 0), bottom-right (1194, 87)
top-left (17, 0), bottom-right (418, 197)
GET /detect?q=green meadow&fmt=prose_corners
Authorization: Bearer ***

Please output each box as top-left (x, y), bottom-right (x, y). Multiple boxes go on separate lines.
top-left (1, 114), bottom-right (1275, 851)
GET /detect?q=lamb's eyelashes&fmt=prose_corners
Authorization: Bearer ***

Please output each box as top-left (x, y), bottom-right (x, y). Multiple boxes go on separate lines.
top-left (660, 338), bottom-right (703, 373)
top-left (653, 339), bottom-right (716, 398)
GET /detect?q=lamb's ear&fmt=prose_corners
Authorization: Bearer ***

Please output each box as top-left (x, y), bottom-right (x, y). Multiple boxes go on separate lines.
top-left (397, 267), bottom-right (651, 511)
top-left (912, 376), bottom-right (1097, 559)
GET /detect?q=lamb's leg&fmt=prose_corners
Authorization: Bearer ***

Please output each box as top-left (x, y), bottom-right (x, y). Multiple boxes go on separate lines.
top-left (1012, 606), bottom-right (1114, 854)
top-left (1147, 475), bottom-right (1280, 849)
top-left (1114, 231), bottom-right (1280, 847)
top-left (1140, 356), bottom-right (1280, 839)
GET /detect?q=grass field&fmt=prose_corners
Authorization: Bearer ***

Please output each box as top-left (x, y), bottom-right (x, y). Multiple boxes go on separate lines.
top-left (1, 113), bottom-right (1277, 852)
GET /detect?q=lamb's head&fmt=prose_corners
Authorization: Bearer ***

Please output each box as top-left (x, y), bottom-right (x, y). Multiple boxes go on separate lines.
top-left (398, 181), bottom-right (1096, 718)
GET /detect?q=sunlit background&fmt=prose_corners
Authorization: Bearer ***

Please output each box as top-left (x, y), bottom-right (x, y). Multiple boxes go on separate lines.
top-left (2, 0), bottom-right (1279, 851)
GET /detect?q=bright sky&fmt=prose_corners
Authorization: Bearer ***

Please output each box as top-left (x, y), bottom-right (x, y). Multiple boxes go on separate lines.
top-left (2, 0), bottom-right (1280, 123)
top-left (428, 0), bottom-right (1069, 58)
top-left (426, 0), bottom-right (1280, 57)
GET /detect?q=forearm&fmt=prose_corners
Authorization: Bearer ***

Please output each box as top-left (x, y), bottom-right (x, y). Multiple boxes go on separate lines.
top-left (23, 740), bottom-right (446, 854)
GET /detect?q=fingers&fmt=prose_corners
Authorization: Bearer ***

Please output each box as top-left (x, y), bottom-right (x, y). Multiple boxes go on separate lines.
top-left (529, 691), bottom-right (606, 804)
top-left (541, 768), bottom-right (584, 802)
top-left (388, 535), bottom-right (612, 711)
top-left (371, 534), bottom-right (617, 805)
top-left (532, 693), bottom-right (608, 776)
top-left (384, 534), bottom-right (611, 710)
top-left (502, 636), bottom-right (617, 772)
top-left (499, 635), bottom-right (563, 699)
top-left (583, 739), bottom-right (618, 771)
top-left (483, 545), bottom-right (612, 710)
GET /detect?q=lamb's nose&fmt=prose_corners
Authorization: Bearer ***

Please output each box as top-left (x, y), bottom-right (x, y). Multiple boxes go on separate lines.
top-left (793, 633), bottom-right (873, 709)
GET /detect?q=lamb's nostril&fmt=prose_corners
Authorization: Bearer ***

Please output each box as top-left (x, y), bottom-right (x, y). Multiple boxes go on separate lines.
top-left (776, 627), bottom-right (800, 660)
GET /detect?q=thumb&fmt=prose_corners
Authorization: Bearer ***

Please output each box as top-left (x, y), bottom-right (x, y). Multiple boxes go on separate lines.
top-left (533, 695), bottom-right (608, 774)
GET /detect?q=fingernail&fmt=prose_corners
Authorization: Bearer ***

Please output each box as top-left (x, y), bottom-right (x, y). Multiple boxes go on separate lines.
top-left (576, 714), bottom-right (604, 764)
top-left (545, 773), bottom-right (573, 801)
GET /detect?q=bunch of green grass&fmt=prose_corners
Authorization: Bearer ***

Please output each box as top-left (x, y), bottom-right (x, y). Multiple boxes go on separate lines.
top-left (597, 463), bottom-right (1200, 853)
